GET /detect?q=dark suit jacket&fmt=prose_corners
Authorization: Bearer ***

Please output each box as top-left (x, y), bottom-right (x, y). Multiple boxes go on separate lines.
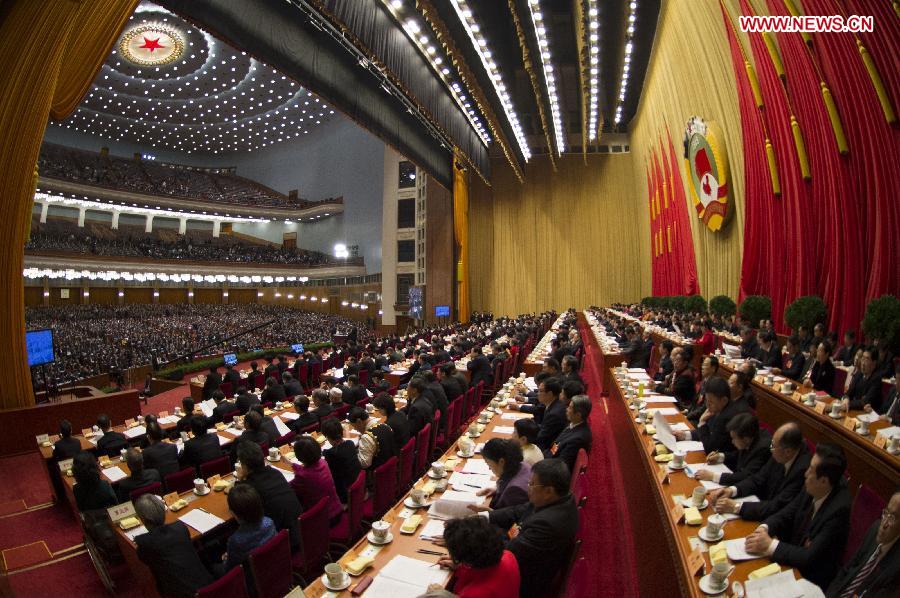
top-left (342, 385), bottom-right (366, 406)
top-left (202, 372), bottom-right (222, 399)
top-left (211, 400), bottom-right (237, 424)
top-left (809, 360), bottom-right (836, 394)
top-left (235, 392), bottom-right (259, 415)
top-left (846, 371), bottom-right (883, 412)
top-left (405, 397), bottom-right (434, 438)
top-left (230, 429), bottom-right (270, 460)
top-left (834, 344), bottom-right (858, 366)
top-left (386, 411), bottom-right (411, 454)
top-left (440, 377), bottom-right (463, 402)
top-left (735, 448), bottom-right (812, 521)
top-left (116, 468), bottom-right (162, 503)
top-left (489, 495), bottom-right (579, 598)
top-left (136, 521), bottom-right (213, 598)
top-left (741, 338), bottom-right (760, 360)
top-left (240, 469), bottom-right (301, 548)
top-left (720, 431), bottom-right (771, 486)
top-left (755, 344), bottom-right (783, 369)
top-left (179, 434), bottom-right (222, 473)
top-left (690, 398), bottom-right (751, 454)
top-left (97, 430), bottom-right (129, 457)
top-left (655, 354), bottom-right (673, 381)
top-left (224, 369), bottom-right (242, 389)
top-left (142, 442), bottom-right (180, 478)
top-left (535, 399), bottom-right (568, 451)
top-left (884, 388), bottom-right (900, 424)
top-left (424, 382), bottom-right (449, 431)
top-left (259, 416), bottom-right (279, 445)
top-left (467, 354), bottom-right (493, 388)
top-left (53, 437), bottom-right (82, 460)
top-left (261, 384), bottom-right (287, 405)
top-left (549, 422), bottom-right (592, 474)
top-left (670, 367), bottom-right (697, 409)
top-left (324, 440), bottom-right (362, 503)
top-left (781, 352), bottom-right (806, 380)
top-left (765, 484), bottom-right (851, 590)
top-left (284, 380), bottom-right (303, 397)
top-left (826, 519), bottom-right (900, 597)
top-left (453, 372), bottom-right (470, 393)
top-left (288, 411), bottom-right (320, 433)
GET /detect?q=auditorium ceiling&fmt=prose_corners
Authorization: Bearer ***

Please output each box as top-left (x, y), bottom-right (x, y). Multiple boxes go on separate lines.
top-left (50, 1), bottom-right (341, 156)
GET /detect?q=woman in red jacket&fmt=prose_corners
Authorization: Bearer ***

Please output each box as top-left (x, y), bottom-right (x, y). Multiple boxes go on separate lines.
top-left (429, 516), bottom-right (520, 598)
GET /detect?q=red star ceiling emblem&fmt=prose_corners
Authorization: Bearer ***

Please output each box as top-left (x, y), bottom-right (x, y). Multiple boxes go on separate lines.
top-left (139, 36), bottom-right (165, 52)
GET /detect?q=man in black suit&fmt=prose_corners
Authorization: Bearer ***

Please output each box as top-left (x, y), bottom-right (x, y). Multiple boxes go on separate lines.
top-left (535, 378), bottom-right (567, 452)
top-left (260, 376), bottom-right (286, 405)
top-left (96, 414), bottom-right (129, 457)
top-left (180, 416), bottom-right (222, 473)
top-left (710, 422), bottom-right (811, 521)
top-left (438, 363), bottom-right (463, 402)
top-left (263, 358), bottom-right (279, 380)
top-left (560, 355), bottom-right (584, 387)
top-left (134, 494), bottom-right (213, 598)
top-left (288, 396), bottom-right (319, 432)
top-left (202, 366), bottom-right (222, 400)
top-left (827, 489), bottom-right (900, 597)
top-left (374, 392), bottom-right (410, 454)
top-left (421, 370), bottom-right (449, 432)
top-left (142, 422), bottom-right (179, 478)
top-left (773, 335), bottom-right (806, 380)
top-left (210, 390), bottom-right (236, 424)
top-left (341, 375), bottom-right (367, 406)
top-left (694, 413), bottom-right (770, 487)
top-left (882, 367), bottom-right (900, 424)
top-left (677, 377), bottom-right (750, 454)
top-left (234, 385), bottom-right (259, 415)
top-left (744, 443), bottom-right (851, 590)
top-left (246, 361), bottom-right (262, 388)
top-left (842, 347), bottom-right (884, 413)
top-left (236, 441), bottom-right (301, 549)
top-left (403, 377), bottom-right (435, 438)
top-left (52, 419), bottom-right (82, 461)
top-left (276, 354), bottom-right (289, 375)
top-left (281, 371), bottom-right (303, 398)
top-left (466, 346), bottom-right (493, 389)
top-left (230, 411), bottom-right (271, 460)
top-left (487, 459), bottom-right (578, 598)
top-left (662, 348), bottom-right (697, 409)
top-left (740, 327), bottom-right (759, 360)
top-left (117, 449), bottom-right (162, 503)
top-left (654, 341), bottom-right (675, 382)
top-left (754, 330), bottom-right (783, 369)
top-left (548, 395), bottom-right (592, 473)
top-left (223, 363), bottom-right (241, 390)
top-left (249, 405), bottom-right (280, 446)
top-left (310, 389), bottom-right (334, 420)
top-left (175, 397), bottom-right (197, 436)
top-left (321, 418), bottom-right (362, 504)
top-left (834, 330), bottom-right (859, 366)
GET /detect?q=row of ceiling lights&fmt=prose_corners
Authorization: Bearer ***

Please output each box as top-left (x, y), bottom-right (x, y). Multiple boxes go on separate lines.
top-left (526, 0), bottom-right (565, 155)
top-left (586, 1), bottom-right (601, 141)
top-left (615, 1), bottom-right (638, 125)
top-left (384, 0), bottom-right (490, 147)
top-left (448, 0), bottom-right (532, 161)
top-left (23, 268), bottom-right (312, 284)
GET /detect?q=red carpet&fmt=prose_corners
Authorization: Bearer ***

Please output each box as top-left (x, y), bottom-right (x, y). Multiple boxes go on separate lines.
top-left (0, 453), bottom-right (54, 510)
top-left (0, 504), bottom-right (84, 554)
top-left (6, 551), bottom-right (144, 598)
top-left (578, 321), bottom-right (639, 596)
top-left (1, 541), bottom-right (52, 572)
top-left (0, 500), bottom-right (26, 517)
top-left (141, 383), bottom-right (191, 416)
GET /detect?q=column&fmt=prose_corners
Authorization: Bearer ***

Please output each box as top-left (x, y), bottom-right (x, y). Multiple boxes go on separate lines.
top-left (42, 280), bottom-right (49, 306)
top-left (212, 220), bottom-right (221, 238)
top-left (117, 283), bottom-right (124, 305)
top-left (39, 201), bottom-right (49, 223)
top-left (222, 282), bottom-right (229, 305)
top-left (178, 217), bottom-right (187, 235)
top-left (144, 214), bottom-right (153, 233)
top-left (187, 285), bottom-right (194, 304)
top-left (77, 206), bottom-right (86, 227)
top-left (111, 210), bottom-right (120, 230)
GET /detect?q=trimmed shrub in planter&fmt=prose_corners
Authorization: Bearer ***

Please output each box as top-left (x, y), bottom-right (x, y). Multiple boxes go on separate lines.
top-left (784, 296), bottom-right (827, 332)
top-left (739, 295), bottom-right (772, 328)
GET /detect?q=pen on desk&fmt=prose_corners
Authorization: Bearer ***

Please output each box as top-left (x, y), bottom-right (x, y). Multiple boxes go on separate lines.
top-left (417, 549), bottom-right (446, 556)
top-left (463, 483), bottom-right (480, 489)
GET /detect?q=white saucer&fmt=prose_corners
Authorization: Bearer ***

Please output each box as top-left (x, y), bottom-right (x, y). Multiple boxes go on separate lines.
top-left (681, 498), bottom-right (709, 510)
top-left (266, 455), bottom-right (281, 462)
top-left (829, 412), bottom-right (844, 419)
top-left (427, 470), bottom-right (448, 479)
top-left (467, 432), bottom-right (481, 438)
top-left (667, 462), bottom-right (687, 471)
top-left (404, 497), bottom-right (428, 509)
top-left (888, 447), bottom-right (900, 456)
top-left (367, 530), bottom-right (394, 545)
top-left (193, 487), bottom-right (211, 496)
top-left (856, 429), bottom-right (870, 437)
top-left (698, 526), bottom-right (724, 542)
top-left (698, 574), bottom-right (728, 595)
top-left (456, 450), bottom-right (476, 459)
top-left (321, 573), bottom-right (352, 591)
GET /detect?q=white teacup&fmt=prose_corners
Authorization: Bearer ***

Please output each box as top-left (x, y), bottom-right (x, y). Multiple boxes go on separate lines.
top-left (371, 519), bottom-right (390, 541)
top-left (831, 402), bottom-right (843, 417)
top-left (783, 381), bottom-right (793, 392)
top-left (434, 477), bottom-right (449, 492)
top-left (691, 486), bottom-right (707, 507)
top-left (765, 375), bottom-right (775, 386)
top-left (410, 489), bottom-right (426, 505)
top-left (430, 461), bottom-right (446, 477)
top-left (707, 513), bottom-right (725, 536)
top-left (324, 562), bottom-right (346, 586)
top-left (710, 561), bottom-right (734, 589)
top-left (268, 447), bottom-right (279, 460)
top-left (120, 448), bottom-right (128, 460)
top-left (193, 478), bottom-right (206, 493)
top-left (890, 435), bottom-right (900, 452)
top-left (459, 437), bottom-right (475, 456)
top-left (366, 403), bottom-right (375, 413)
top-left (671, 450), bottom-right (686, 468)
top-left (467, 424), bottom-right (479, 437)
top-left (858, 420), bottom-right (869, 435)
top-left (805, 393), bottom-right (817, 406)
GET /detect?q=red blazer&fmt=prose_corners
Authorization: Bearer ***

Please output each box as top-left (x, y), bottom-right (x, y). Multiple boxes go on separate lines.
top-left (699, 331), bottom-right (716, 355)
top-left (451, 549), bottom-right (521, 598)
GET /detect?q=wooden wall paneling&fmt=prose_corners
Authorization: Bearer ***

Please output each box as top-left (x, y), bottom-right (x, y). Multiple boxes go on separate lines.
top-left (425, 177), bottom-right (454, 323)
top-left (124, 288), bottom-right (154, 304)
top-left (158, 288), bottom-right (187, 304)
top-left (193, 288), bottom-right (221, 304)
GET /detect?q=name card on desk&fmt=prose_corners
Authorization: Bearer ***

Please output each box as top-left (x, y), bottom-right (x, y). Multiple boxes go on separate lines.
top-left (82, 428), bottom-right (93, 438)
top-left (686, 547), bottom-right (705, 577)
top-left (36, 433), bottom-right (49, 445)
top-left (814, 402), bottom-right (827, 414)
top-left (646, 439), bottom-right (656, 455)
top-left (206, 474), bottom-right (221, 487)
top-left (163, 492), bottom-right (180, 508)
top-left (670, 503), bottom-right (685, 523)
top-left (875, 435), bottom-right (888, 449)
top-left (843, 417), bottom-right (858, 431)
top-left (656, 467), bottom-right (669, 485)
top-left (108, 501), bottom-right (136, 523)
top-left (57, 458), bottom-right (73, 472)
top-left (159, 411), bottom-right (169, 418)
top-left (125, 418), bottom-right (135, 428)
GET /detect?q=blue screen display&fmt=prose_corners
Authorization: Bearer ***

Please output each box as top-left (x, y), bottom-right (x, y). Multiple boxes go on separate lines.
top-left (435, 305), bottom-right (450, 317)
top-left (223, 353), bottom-right (237, 366)
top-left (26, 329), bottom-right (55, 367)
top-left (292, 343), bottom-right (304, 354)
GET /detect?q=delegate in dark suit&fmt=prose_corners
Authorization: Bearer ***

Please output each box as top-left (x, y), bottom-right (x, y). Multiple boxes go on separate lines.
top-left (809, 360), bottom-right (836, 394)
top-left (238, 469), bottom-right (301, 548)
top-left (826, 517), bottom-right (900, 598)
top-left (548, 422), bottom-right (592, 474)
top-left (467, 354), bottom-right (493, 389)
top-left (424, 382), bottom-right (449, 431)
top-left (211, 399), bottom-right (237, 424)
top-left (535, 399), bottom-right (567, 452)
top-left (341, 385), bottom-right (366, 406)
top-left (780, 351), bottom-right (807, 381)
top-left (404, 397), bottom-right (434, 438)
top-left (733, 447), bottom-right (812, 521)
top-left (142, 442), bottom-right (180, 478)
top-left (488, 495), bottom-right (579, 598)
top-left (284, 380), bottom-right (303, 397)
top-left (117, 469), bottom-right (162, 503)
top-left (719, 431), bottom-right (771, 486)
top-left (235, 391), bottom-right (260, 415)
top-left (135, 521), bottom-right (213, 598)
top-left (96, 430), bottom-right (129, 458)
top-left (763, 483), bottom-right (851, 589)
top-left (670, 368), bottom-right (697, 409)
top-left (755, 344), bottom-right (783, 369)
top-left (386, 411), bottom-right (411, 454)
top-left (223, 368), bottom-right (242, 390)
top-left (845, 371), bottom-right (884, 412)
top-left (261, 384), bottom-right (287, 405)
top-left (52, 437), bottom-right (82, 461)
top-left (689, 399), bottom-right (751, 454)
top-left (202, 371), bottom-right (222, 400)
top-left (179, 434), bottom-right (222, 473)
top-left (323, 440), bottom-right (362, 504)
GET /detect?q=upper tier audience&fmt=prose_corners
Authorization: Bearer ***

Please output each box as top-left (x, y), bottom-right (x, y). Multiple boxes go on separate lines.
top-left (38, 142), bottom-right (341, 209)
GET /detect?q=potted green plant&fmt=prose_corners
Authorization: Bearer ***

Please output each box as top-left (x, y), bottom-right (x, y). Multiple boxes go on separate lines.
top-left (739, 295), bottom-right (772, 328)
top-left (709, 295), bottom-right (737, 318)
top-left (783, 296), bottom-right (828, 332)
top-left (862, 295), bottom-right (899, 352)
top-left (683, 295), bottom-right (708, 315)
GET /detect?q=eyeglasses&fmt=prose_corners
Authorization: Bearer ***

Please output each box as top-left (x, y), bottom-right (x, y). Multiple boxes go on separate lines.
top-left (527, 481), bottom-right (546, 489)
top-left (882, 509), bottom-right (897, 525)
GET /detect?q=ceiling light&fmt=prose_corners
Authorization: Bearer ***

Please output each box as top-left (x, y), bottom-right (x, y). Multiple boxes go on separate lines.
top-left (527, 0), bottom-right (565, 155)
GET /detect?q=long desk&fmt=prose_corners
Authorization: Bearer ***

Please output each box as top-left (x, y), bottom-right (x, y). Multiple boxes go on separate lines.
top-left (523, 314), bottom-right (567, 376)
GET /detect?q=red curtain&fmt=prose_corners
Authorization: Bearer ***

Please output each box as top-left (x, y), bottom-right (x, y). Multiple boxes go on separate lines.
top-left (727, 0), bottom-right (899, 336)
top-left (649, 132), bottom-right (700, 296)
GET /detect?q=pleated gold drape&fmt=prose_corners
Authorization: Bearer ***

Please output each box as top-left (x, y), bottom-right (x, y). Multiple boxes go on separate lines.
top-left (628, 0), bottom-right (746, 301)
top-left (468, 154), bottom-right (645, 316)
top-left (452, 159), bottom-right (471, 322)
top-left (0, 0), bottom-right (138, 408)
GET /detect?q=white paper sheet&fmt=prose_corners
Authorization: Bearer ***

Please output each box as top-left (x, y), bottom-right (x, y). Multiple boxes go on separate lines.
top-left (419, 519), bottom-right (445, 541)
top-left (653, 413), bottom-right (677, 452)
top-left (199, 403), bottom-right (214, 418)
top-left (492, 426), bottom-right (515, 435)
top-left (671, 422), bottom-right (691, 432)
top-left (643, 396), bottom-right (678, 404)
top-left (124, 425), bottom-right (147, 439)
top-left (273, 416), bottom-right (291, 438)
top-left (647, 407), bottom-right (680, 416)
top-left (377, 554), bottom-right (450, 588)
top-left (102, 466), bottom-right (127, 483)
top-left (178, 508), bottom-right (226, 534)
top-left (280, 411), bottom-right (299, 421)
top-left (675, 440), bottom-right (706, 453)
top-left (685, 463), bottom-right (733, 478)
top-left (876, 425), bottom-right (900, 438)
top-left (271, 465), bottom-right (295, 483)
top-left (461, 459), bottom-right (493, 475)
top-left (223, 427), bottom-right (242, 437)
top-left (157, 415), bottom-right (180, 425)
top-left (449, 471), bottom-right (494, 492)
top-left (215, 434), bottom-right (231, 446)
top-left (524, 378), bottom-right (537, 391)
top-left (721, 495), bottom-right (761, 521)
top-left (501, 413), bottom-right (530, 420)
top-left (700, 480), bottom-right (723, 490)
top-left (725, 537), bottom-right (765, 561)
top-left (124, 525), bottom-right (148, 542)
top-left (427, 490), bottom-right (480, 520)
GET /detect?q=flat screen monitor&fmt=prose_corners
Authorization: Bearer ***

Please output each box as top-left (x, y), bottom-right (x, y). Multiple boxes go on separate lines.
top-left (223, 353), bottom-right (238, 366)
top-left (26, 329), bottom-right (55, 367)
top-left (292, 343), bottom-right (304, 354)
top-left (434, 305), bottom-right (450, 317)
